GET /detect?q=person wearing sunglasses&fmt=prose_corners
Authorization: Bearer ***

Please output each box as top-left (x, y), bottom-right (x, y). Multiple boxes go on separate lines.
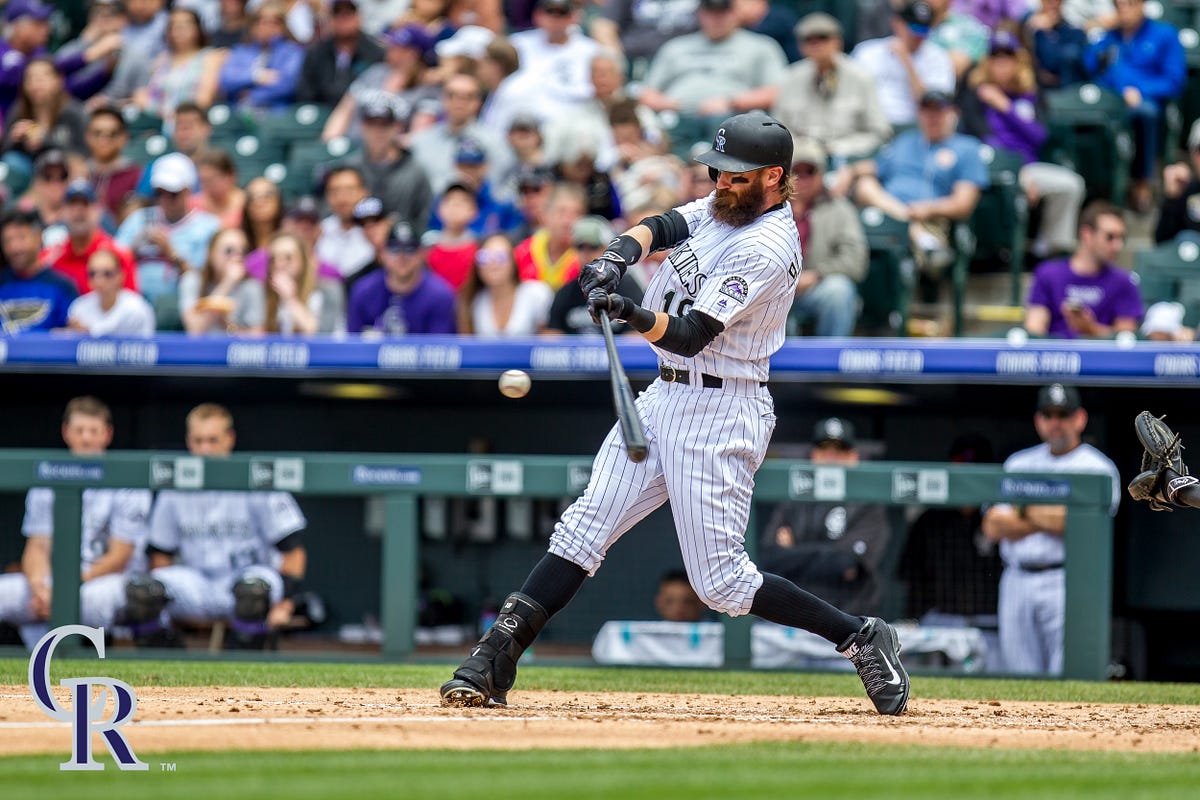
top-left (1023, 199), bottom-right (1143, 339)
top-left (982, 384), bottom-right (1120, 675)
top-left (456, 233), bottom-right (552, 336)
top-left (346, 220), bottom-right (456, 335)
top-left (64, 247), bottom-right (155, 337)
top-left (40, 178), bottom-right (139, 295)
top-left (509, 0), bottom-right (601, 122)
top-left (180, 227), bottom-right (265, 336)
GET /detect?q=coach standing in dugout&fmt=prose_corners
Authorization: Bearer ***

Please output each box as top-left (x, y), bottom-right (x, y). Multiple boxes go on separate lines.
top-left (439, 112), bottom-right (911, 717)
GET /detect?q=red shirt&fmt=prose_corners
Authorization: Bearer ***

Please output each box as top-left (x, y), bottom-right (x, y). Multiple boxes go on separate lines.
top-left (41, 231), bottom-right (139, 295)
top-left (427, 240), bottom-right (479, 290)
top-left (91, 162), bottom-right (143, 220)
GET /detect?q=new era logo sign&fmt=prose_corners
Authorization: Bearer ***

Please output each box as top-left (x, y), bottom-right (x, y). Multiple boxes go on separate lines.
top-left (789, 467), bottom-right (814, 498)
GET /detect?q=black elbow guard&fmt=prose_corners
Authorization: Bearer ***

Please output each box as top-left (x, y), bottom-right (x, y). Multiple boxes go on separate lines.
top-left (654, 310), bottom-right (724, 357)
top-left (641, 210), bottom-right (689, 253)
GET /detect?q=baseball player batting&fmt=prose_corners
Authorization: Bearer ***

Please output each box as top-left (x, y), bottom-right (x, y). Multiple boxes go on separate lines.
top-left (441, 112), bottom-right (910, 715)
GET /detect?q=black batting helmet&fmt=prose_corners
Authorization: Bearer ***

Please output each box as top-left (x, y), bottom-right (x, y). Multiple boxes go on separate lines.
top-left (693, 112), bottom-right (793, 174)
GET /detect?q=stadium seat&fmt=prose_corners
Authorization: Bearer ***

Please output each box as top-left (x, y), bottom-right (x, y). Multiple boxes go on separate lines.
top-left (208, 134), bottom-right (288, 187)
top-left (1041, 84), bottom-right (1134, 205)
top-left (284, 137), bottom-right (361, 199)
top-left (969, 145), bottom-right (1029, 306)
top-left (256, 104), bottom-right (333, 150)
top-left (120, 105), bottom-right (162, 140)
top-left (1134, 236), bottom-right (1200, 326)
top-left (206, 104), bottom-right (253, 139)
top-left (857, 207), bottom-right (915, 335)
top-left (122, 133), bottom-right (172, 165)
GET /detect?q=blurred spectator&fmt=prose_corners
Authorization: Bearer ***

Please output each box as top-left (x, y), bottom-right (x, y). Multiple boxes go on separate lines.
top-left (441, 139), bottom-right (523, 234)
top-left (848, 90), bottom-right (989, 279)
top-left (928, 0), bottom-right (990, 79)
top-left (1023, 200), bottom-right (1142, 338)
top-left (133, 101), bottom-right (211, 200)
top-left (85, 107), bottom-right (143, 225)
top-left (281, 195), bottom-right (344, 278)
top-left (52, 0), bottom-right (127, 104)
top-left (1024, 0), bottom-right (1089, 89)
top-left (734, 0), bottom-right (800, 63)
top-left (321, 23), bottom-right (439, 143)
top-left (338, 100), bottom-right (434, 232)
top-left (899, 432), bottom-right (1002, 623)
top-left (545, 117), bottom-right (623, 221)
top-left (509, 164), bottom-right (554, 242)
top-left (240, 176), bottom-right (284, 258)
top-left (1084, 0), bottom-right (1186, 212)
top-left (410, 72), bottom-right (514, 196)
top-left (544, 214), bottom-right (643, 335)
top-left (218, 0), bottom-right (305, 110)
top-left (456, 233), bottom-right (552, 335)
top-left (505, 113), bottom-right (545, 177)
top-left (133, 7), bottom-right (226, 122)
top-left (315, 165), bottom-right (375, 282)
top-left (211, 0), bottom-right (252, 48)
top-left (296, 0), bottom-right (385, 106)
top-left (1140, 300), bottom-right (1194, 342)
top-left (958, 31), bottom-right (1085, 257)
top-left (425, 180), bottom-right (480, 290)
top-left (787, 138), bottom-right (865, 338)
top-left (851, 0), bottom-right (955, 126)
top-left (191, 148), bottom-right (245, 228)
top-left (3, 57), bottom-right (87, 164)
top-left (264, 231), bottom-right (346, 335)
top-left (509, 0), bottom-right (601, 123)
top-left (337, 195), bottom-right (390, 290)
top-left (64, 247), bottom-right (156, 336)
top-left (15, 149), bottom-right (72, 245)
top-left (180, 226), bottom-right (265, 335)
top-left (41, 178), bottom-right (139, 295)
top-left (514, 181), bottom-right (585, 289)
top-left (654, 568), bottom-right (707, 622)
top-left (116, 152), bottom-right (221, 309)
top-left (0, 0), bottom-right (53, 115)
top-left (1155, 120), bottom-right (1200, 244)
top-left (478, 37), bottom-right (543, 140)
top-left (679, 153), bottom-right (717, 203)
top-left (591, 0), bottom-right (699, 73)
top-left (637, 0), bottom-right (788, 119)
top-left (357, 0), bottom-right (411, 36)
top-left (274, 0), bottom-right (319, 45)
top-left (1057, 0), bottom-right (1116, 30)
top-left (951, 0), bottom-right (1031, 30)
top-left (0, 210), bottom-right (77, 333)
top-left (100, 0), bottom-right (169, 106)
top-left (766, 13), bottom-right (893, 168)
top-left (346, 220), bottom-right (458, 334)
top-left (760, 418), bottom-right (892, 616)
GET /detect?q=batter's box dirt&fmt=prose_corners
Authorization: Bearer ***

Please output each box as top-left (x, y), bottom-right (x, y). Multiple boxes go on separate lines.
top-left (1, 687), bottom-right (1197, 755)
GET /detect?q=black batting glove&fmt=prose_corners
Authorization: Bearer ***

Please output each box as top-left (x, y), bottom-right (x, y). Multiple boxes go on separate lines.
top-left (587, 288), bottom-right (636, 324)
top-left (578, 253), bottom-right (626, 295)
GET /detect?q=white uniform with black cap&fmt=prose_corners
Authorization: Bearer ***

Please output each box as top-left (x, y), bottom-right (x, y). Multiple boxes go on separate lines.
top-left (993, 383), bottom-right (1120, 674)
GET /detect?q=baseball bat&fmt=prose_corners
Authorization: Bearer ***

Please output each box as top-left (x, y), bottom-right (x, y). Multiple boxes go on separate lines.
top-left (598, 310), bottom-right (649, 463)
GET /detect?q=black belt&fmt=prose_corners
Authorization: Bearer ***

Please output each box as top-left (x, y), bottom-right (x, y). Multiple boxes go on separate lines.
top-left (1016, 562), bottom-right (1064, 573)
top-left (659, 364), bottom-right (767, 388)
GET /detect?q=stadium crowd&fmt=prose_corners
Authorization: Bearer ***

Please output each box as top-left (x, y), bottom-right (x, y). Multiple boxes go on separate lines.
top-left (0, 0), bottom-right (1196, 340)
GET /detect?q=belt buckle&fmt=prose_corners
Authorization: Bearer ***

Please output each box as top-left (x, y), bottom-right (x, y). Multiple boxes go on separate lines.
top-left (662, 365), bottom-right (678, 382)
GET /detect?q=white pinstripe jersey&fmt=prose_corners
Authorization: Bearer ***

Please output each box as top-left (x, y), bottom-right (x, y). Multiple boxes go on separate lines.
top-left (22, 488), bottom-right (152, 574)
top-left (642, 195), bottom-right (802, 381)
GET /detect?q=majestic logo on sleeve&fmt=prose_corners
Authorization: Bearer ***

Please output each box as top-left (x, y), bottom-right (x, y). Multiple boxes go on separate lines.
top-left (28, 625), bottom-right (147, 771)
top-left (718, 276), bottom-right (749, 304)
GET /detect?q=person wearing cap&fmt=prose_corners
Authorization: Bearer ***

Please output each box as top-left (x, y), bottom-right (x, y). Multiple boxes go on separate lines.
top-left (982, 384), bottom-right (1120, 675)
top-left (1024, 199), bottom-right (1143, 339)
top-left (41, 178), bottom-right (139, 295)
top-left (785, 137), bottom-right (865, 337)
top-left (543, 215), bottom-right (644, 335)
top-left (1139, 300), bottom-right (1194, 342)
top-left (750, 13), bottom-right (892, 166)
top-left (0, 0), bottom-right (53, 114)
top-left (410, 73), bottom-right (514, 197)
top-left (132, 101), bottom-right (212, 201)
top-left (508, 0), bottom-right (601, 120)
top-left (850, 1), bottom-right (955, 126)
top-left (14, 149), bottom-right (71, 246)
top-left (346, 220), bottom-right (457, 334)
top-left (115, 151), bottom-right (221, 312)
top-left (457, 233), bottom-right (553, 335)
top-left (924, 0), bottom-right (989, 79)
top-left (315, 165), bottom-right (377, 283)
top-left (337, 194), bottom-right (391, 291)
top-left (1024, 0), bottom-right (1090, 91)
top-left (637, 0), bottom-right (788, 124)
top-left (509, 164), bottom-right (554, 242)
top-left (84, 106), bottom-right (143, 225)
top-left (759, 418), bottom-right (893, 617)
top-left (591, 0), bottom-right (700, 71)
top-left (336, 98), bottom-right (434, 233)
top-left (958, 30), bottom-right (1086, 258)
top-left (296, 0), bottom-right (384, 106)
top-left (1085, 0), bottom-right (1187, 212)
top-left (437, 140), bottom-right (523, 239)
top-left (848, 88), bottom-right (988, 279)
top-left (1155, 117), bottom-right (1200, 244)
top-left (425, 179), bottom-right (480, 290)
top-left (0, 210), bottom-right (78, 333)
top-left (64, 246), bottom-right (156, 336)
top-left (218, 0), bottom-right (305, 110)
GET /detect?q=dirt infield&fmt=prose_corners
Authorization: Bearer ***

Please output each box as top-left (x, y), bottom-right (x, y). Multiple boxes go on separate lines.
top-left (1, 686), bottom-right (1197, 756)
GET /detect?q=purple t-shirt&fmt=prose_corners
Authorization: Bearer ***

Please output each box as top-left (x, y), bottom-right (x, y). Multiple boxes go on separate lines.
top-left (1027, 258), bottom-right (1144, 339)
top-left (346, 268), bottom-right (458, 335)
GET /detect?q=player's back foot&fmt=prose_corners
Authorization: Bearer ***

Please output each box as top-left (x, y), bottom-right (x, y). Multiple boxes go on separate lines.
top-left (837, 616), bottom-right (910, 716)
top-left (440, 677), bottom-right (506, 707)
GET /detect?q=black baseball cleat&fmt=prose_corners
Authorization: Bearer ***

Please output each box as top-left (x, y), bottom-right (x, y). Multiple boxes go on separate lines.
top-left (837, 616), bottom-right (910, 716)
top-left (439, 677), bottom-right (504, 708)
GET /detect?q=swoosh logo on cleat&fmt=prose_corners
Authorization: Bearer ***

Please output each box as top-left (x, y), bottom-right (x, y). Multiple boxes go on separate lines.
top-left (877, 648), bottom-right (903, 687)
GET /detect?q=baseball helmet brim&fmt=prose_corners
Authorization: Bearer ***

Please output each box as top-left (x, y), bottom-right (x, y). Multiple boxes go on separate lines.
top-left (693, 148), bottom-right (767, 174)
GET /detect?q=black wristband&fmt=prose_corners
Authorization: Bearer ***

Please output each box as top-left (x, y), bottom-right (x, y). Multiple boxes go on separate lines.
top-left (625, 303), bottom-right (657, 334)
top-left (282, 575), bottom-right (303, 601)
top-left (602, 234), bottom-right (643, 274)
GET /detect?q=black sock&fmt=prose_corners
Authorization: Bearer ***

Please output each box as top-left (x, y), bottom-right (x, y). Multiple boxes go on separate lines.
top-left (519, 553), bottom-right (588, 617)
top-left (750, 573), bottom-right (863, 645)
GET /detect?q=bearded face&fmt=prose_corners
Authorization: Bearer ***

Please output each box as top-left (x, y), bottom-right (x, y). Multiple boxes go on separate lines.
top-left (710, 169), bottom-right (767, 227)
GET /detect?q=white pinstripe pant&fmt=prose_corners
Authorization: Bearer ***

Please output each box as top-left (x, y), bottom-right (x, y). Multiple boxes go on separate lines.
top-left (549, 378), bottom-right (776, 616)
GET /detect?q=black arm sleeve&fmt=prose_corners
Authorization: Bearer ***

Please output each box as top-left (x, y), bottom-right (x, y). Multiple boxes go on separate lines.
top-left (654, 309), bottom-right (725, 358)
top-left (274, 531), bottom-right (305, 552)
top-left (640, 210), bottom-right (690, 253)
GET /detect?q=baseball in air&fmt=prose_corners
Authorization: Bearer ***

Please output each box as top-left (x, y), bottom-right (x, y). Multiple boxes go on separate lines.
top-left (499, 369), bottom-right (532, 398)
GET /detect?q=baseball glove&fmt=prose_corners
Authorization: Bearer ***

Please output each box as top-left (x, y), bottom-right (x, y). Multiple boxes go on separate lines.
top-left (1128, 411), bottom-right (1198, 511)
